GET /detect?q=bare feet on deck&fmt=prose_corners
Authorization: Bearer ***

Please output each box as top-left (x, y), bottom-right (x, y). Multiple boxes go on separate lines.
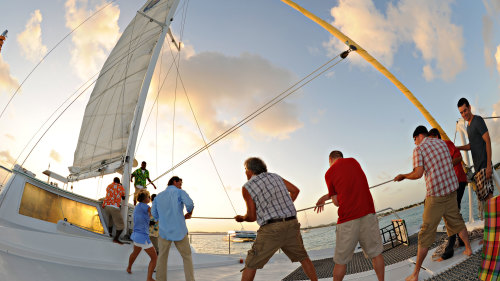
top-left (436, 257), bottom-right (444, 262)
top-left (113, 239), bottom-right (124, 245)
top-left (463, 247), bottom-right (472, 256)
top-left (405, 273), bottom-right (418, 281)
top-left (146, 278), bottom-right (155, 281)
top-left (126, 267), bottom-right (132, 274)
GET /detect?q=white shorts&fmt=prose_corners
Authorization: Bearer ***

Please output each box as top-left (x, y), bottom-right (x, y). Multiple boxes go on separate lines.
top-left (134, 241), bottom-right (154, 249)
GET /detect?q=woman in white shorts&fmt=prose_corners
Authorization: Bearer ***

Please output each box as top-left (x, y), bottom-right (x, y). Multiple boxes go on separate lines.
top-left (127, 190), bottom-right (157, 281)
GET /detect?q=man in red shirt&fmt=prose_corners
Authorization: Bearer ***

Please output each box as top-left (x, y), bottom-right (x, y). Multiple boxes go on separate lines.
top-left (429, 128), bottom-right (467, 260)
top-left (315, 150), bottom-right (384, 281)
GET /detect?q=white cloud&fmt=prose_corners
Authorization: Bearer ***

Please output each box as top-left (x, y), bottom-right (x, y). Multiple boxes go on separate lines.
top-left (65, 0), bottom-right (120, 80)
top-left (491, 100), bottom-right (500, 144)
top-left (495, 45), bottom-right (500, 75)
top-left (17, 10), bottom-right (47, 62)
top-left (326, 0), bottom-right (465, 81)
top-left (0, 55), bottom-right (19, 94)
top-left (49, 149), bottom-right (62, 163)
top-left (4, 134), bottom-right (15, 141)
top-left (153, 51), bottom-right (303, 143)
top-left (0, 150), bottom-right (15, 165)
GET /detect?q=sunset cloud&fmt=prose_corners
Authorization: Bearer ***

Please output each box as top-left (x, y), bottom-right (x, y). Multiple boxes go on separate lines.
top-left (153, 50), bottom-right (303, 143)
top-left (326, 0), bottom-right (465, 81)
top-left (0, 150), bottom-right (15, 165)
top-left (0, 55), bottom-right (19, 94)
top-left (65, 0), bottom-right (120, 80)
top-left (49, 149), bottom-right (62, 163)
top-left (482, 0), bottom-right (500, 74)
top-left (17, 9), bottom-right (47, 62)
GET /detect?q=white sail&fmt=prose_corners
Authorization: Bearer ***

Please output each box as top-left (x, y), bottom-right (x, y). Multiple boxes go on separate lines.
top-left (69, 0), bottom-right (178, 181)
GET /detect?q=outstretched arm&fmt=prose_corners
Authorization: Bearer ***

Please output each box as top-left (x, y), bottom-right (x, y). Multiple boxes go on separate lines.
top-left (456, 144), bottom-right (470, 151)
top-left (394, 166), bottom-right (424, 181)
top-left (147, 177), bottom-right (157, 189)
top-left (282, 178), bottom-right (300, 202)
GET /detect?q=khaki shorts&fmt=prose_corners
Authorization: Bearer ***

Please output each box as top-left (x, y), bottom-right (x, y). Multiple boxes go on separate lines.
top-left (104, 205), bottom-right (124, 230)
top-left (334, 213), bottom-right (383, 265)
top-left (245, 219), bottom-right (308, 269)
top-left (134, 187), bottom-right (144, 202)
top-left (419, 191), bottom-right (466, 248)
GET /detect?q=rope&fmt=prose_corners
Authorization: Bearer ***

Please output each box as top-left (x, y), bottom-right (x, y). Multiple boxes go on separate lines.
top-left (0, 0), bottom-right (118, 121)
top-left (151, 48), bottom-right (351, 183)
top-left (188, 178), bottom-right (394, 220)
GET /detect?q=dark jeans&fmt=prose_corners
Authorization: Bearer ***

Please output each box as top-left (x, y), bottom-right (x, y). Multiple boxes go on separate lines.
top-left (442, 181), bottom-right (467, 259)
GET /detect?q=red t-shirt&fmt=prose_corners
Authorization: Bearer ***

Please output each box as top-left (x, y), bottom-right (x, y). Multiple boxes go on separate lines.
top-left (444, 140), bottom-right (467, 183)
top-left (325, 158), bottom-right (375, 225)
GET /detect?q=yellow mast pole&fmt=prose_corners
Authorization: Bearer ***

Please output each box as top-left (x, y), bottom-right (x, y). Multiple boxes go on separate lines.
top-left (281, 0), bottom-right (450, 140)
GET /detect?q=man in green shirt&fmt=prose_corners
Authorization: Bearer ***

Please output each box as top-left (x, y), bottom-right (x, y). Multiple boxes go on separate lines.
top-left (131, 161), bottom-right (157, 205)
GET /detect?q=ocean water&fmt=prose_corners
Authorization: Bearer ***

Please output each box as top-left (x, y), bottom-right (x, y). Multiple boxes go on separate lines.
top-left (189, 189), bottom-right (486, 256)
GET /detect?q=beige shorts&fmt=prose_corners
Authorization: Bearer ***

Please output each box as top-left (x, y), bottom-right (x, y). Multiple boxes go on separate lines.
top-left (334, 213), bottom-right (383, 265)
top-left (419, 191), bottom-right (466, 248)
top-left (134, 187), bottom-right (145, 201)
top-left (104, 205), bottom-right (124, 230)
top-left (245, 219), bottom-right (308, 269)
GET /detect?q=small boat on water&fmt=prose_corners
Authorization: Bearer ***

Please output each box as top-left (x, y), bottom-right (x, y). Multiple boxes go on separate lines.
top-left (224, 230), bottom-right (257, 242)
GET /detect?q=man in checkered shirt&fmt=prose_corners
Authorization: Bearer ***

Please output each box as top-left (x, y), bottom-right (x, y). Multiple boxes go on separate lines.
top-left (234, 157), bottom-right (318, 281)
top-left (394, 125), bottom-right (472, 281)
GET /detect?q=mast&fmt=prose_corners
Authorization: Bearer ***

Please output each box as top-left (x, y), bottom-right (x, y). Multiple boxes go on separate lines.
top-left (121, 0), bottom-right (181, 234)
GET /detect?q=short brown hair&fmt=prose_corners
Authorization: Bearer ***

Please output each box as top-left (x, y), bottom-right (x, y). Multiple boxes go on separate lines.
top-left (329, 150), bottom-right (343, 159)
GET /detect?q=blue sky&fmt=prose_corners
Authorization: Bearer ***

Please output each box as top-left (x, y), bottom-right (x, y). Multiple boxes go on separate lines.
top-left (0, 0), bottom-right (499, 231)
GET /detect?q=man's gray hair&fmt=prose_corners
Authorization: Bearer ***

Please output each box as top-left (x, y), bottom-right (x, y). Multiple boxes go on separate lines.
top-left (244, 157), bottom-right (267, 175)
top-left (329, 150), bottom-right (343, 160)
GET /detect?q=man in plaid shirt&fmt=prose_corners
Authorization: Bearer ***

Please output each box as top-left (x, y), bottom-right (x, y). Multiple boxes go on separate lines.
top-left (394, 125), bottom-right (472, 281)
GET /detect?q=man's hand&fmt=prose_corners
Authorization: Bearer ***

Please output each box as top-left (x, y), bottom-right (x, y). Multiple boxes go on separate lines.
top-left (130, 178), bottom-right (133, 182)
top-left (394, 174), bottom-right (405, 182)
top-left (234, 215), bottom-right (245, 222)
top-left (486, 165), bottom-right (493, 179)
top-left (314, 198), bottom-right (326, 213)
top-left (153, 183), bottom-right (157, 190)
top-left (184, 213), bottom-right (192, 220)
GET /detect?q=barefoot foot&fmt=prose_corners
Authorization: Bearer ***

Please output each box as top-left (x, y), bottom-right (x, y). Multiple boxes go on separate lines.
top-left (463, 248), bottom-right (472, 256)
top-left (405, 273), bottom-right (418, 281)
top-left (126, 267), bottom-right (132, 274)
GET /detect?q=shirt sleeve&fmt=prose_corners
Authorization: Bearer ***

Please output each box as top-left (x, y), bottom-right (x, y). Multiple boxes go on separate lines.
top-left (151, 198), bottom-right (159, 220)
top-left (325, 172), bottom-right (337, 197)
top-left (181, 190), bottom-right (194, 213)
top-left (413, 147), bottom-right (423, 169)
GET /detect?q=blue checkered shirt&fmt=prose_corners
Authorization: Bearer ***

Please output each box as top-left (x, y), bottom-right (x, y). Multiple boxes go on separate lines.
top-left (244, 172), bottom-right (296, 226)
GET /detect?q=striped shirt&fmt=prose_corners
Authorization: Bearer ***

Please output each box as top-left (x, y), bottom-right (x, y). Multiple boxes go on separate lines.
top-left (244, 172), bottom-right (296, 226)
top-left (413, 137), bottom-right (458, 197)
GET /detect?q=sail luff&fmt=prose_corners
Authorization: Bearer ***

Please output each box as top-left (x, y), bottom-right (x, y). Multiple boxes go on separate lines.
top-left (121, 0), bottom-right (182, 234)
top-left (281, 0), bottom-right (450, 141)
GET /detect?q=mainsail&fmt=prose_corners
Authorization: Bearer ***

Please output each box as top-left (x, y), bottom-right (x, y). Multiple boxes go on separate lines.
top-left (69, 0), bottom-right (179, 181)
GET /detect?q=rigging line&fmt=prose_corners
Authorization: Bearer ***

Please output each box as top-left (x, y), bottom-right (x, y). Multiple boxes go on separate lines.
top-left (0, 0), bottom-right (117, 121)
top-left (179, 0), bottom-right (190, 40)
top-left (17, 30), bottom-right (161, 168)
top-left (484, 116), bottom-right (500, 119)
top-left (21, 79), bottom-right (98, 166)
top-left (136, 44), bottom-right (179, 151)
top-left (171, 66), bottom-right (178, 170)
top-left (151, 51), bottom-right (347, 183)
top-left (165, 39), bottom-right (240, 217)
top-left (150, 51), bottom-right (345, 183)
top-left (13, 77), bottom-right (97, 166)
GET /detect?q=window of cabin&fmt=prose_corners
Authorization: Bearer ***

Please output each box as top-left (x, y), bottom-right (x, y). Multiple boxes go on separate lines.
top-left (19, 182), bottom-right (104, 234)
